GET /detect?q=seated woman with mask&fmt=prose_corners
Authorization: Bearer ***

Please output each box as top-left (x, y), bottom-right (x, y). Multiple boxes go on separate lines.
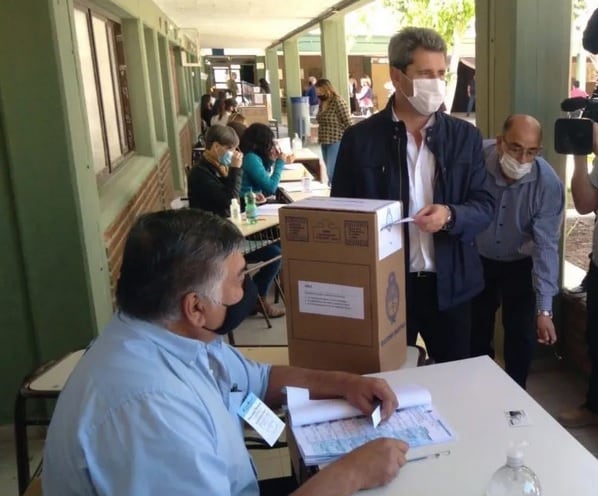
top-left (187, 125), bottom-right (243, 217)
top-left (240, 123), bottom-right (292, 198)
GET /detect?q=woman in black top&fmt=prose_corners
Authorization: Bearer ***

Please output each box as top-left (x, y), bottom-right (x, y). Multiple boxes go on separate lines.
top-left (187, 125), bottom-right (242, 217)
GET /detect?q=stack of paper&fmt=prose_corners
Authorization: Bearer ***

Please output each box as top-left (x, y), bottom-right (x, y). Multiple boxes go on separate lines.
top-left (278, 181), bottom-right (329, 193)
top-left (287, 384), bottom-right (455, 465)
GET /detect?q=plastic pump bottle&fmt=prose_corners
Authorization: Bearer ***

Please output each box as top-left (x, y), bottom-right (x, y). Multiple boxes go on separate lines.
top-left (244, 189), bottom-right (258, 224)
top-left (292, 133), bottom-right (302, 152)
top-left (229, 198), bottom-right (241, 224)
top-left (486, 444), bottom-right (542, 496)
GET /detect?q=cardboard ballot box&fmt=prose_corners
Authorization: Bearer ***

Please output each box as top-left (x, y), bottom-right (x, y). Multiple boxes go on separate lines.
top-left (279, 197), bottom-right (407, 374)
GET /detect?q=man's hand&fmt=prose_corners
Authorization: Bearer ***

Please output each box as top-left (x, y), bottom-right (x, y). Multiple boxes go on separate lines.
top-left (291, 439), bottom-right (408, 496)
top-left (413, 204), bottom-right (451, 233)
top-left (229, 150), bottom-right (243, 168)
top-left (341, 375), bottom-right (398, 421)
top-left (254, 192), bottom-right (267, 204)
top-left (537, 315), bottom-right (557, 345)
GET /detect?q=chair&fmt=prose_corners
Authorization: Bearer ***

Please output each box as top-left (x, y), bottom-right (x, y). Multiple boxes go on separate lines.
top-left (170, 197), bottom-right (189, 210)
top-left (14, 350), bottom-right (85, 494)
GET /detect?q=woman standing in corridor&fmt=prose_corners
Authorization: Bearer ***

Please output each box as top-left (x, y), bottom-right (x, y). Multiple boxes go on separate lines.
top-left (315, 79), bottom-right (352, 184)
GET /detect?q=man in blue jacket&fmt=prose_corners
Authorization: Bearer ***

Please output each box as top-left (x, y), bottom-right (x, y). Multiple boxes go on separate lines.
top-left (331, 27), bottom-right (494, 363)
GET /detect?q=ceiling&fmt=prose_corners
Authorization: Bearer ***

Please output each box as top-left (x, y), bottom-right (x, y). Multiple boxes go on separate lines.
top-left (152, 0), bottom-right (361, 50)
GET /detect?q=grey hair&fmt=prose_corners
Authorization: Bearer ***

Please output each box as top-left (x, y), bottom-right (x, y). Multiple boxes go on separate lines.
top-left (388, 27), bottom-right (447, 72)
top-left (205, 124), bottom-right (239, 149)
top-left (116, 209), bottom-right (245, 322)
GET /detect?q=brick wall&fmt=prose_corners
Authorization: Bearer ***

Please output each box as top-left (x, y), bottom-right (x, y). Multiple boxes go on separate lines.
top-left (179, 121), bottom-right (192, 170)
top-left (103, 150), bottom-right (173, 298)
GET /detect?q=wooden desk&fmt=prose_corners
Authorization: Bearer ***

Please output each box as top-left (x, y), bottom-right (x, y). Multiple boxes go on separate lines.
top-left (281, 164), bottom-right (310, 182)
top-left (296, 357), bottom-right (598, 495)
top-left (236, 216), bottom-right (279, 238)
top-left (292, 148), bottom-right (322, 181)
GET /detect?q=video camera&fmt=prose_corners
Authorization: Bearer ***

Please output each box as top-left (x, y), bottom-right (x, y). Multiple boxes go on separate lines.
top-left (555, 8), bottom-right (598, 155)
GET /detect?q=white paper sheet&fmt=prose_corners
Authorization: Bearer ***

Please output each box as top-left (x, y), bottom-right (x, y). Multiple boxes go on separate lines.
top-left (279, 180), bottom-right (329, 192)
top-left (257, 203), bottom-right (284, 216)
top-left (287, 384), bottom-right (432, 427)
top-left (298, 281), bottom-right (364, 320)
top-left (283, 163), bottom-right (305, 170)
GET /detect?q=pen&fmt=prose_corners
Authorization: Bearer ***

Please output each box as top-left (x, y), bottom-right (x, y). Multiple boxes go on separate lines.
top-left (407, 450), bottom-right (451, 463)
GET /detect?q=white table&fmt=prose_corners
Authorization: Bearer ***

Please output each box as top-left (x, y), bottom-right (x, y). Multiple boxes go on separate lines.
top-left (322, 357), bottom-right (598, 495)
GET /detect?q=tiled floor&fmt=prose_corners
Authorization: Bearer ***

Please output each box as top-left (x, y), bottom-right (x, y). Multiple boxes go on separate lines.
top-left (2, 309), bottom-right (598, 495)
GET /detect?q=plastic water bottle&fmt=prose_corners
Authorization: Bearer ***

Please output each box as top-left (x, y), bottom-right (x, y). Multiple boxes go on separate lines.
top-left (301, 171), bottom-right (312, 193)
top-left (229, 198), bottom-right (241, 224)
top-left (292, 133), bottom-right (303, 152)
top-left (244, 189), bottom-right (258, 224)
top-left (486, 444), bottom-right (541, 496)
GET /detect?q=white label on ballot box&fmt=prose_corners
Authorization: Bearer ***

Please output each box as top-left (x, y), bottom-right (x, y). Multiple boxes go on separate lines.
top-left (376, 202), bottom-right (403, 260)
top-left (237, 392), bottom-right (285, 447)
top-left (298, 281), bottom-right (364, 320)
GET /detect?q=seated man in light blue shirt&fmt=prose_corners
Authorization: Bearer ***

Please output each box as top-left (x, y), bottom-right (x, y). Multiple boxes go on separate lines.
top-left (42, 209), bottom-right (409, 496)
top-left (471, 114), bottom-right (564, 389)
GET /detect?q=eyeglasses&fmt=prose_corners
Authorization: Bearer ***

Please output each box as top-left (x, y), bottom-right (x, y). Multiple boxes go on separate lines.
top-left (503, 139), bottom-right (542, 160)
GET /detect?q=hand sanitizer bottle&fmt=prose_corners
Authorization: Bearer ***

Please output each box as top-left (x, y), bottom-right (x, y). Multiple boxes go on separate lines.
top-left (486, 443), bottom-right (541, 496)
top-left (292, 133), bottom-right (302, 152)
top-left (229, 198), bottom-right (241, 224)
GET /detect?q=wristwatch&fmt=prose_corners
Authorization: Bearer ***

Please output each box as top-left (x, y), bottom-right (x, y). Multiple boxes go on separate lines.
top-left (537, 310), bottom-right (553, 319)
top-left (441, 205), bottom-right (454, 231)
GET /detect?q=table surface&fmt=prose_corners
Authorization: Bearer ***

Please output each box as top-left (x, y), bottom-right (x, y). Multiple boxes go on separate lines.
top-left (280, 164), bottom-right (310, 182)
top-left (292, 148), bottom-right (319, 160)
top-left (319, 357), bottom-right (598, 495)
top-left (235, 215), bottom-right (279, 237)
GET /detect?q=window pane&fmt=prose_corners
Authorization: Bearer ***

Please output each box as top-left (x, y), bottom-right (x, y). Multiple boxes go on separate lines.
top-left (106, 22), bottom-right (127, 154)
top-left (74, 8), bottom-right (106, 173)
top-left (92, 15), bottom-right (122, 164)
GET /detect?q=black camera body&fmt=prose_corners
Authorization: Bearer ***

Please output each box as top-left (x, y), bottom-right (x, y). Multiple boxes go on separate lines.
top-left (554, 95), bottom-right (597, 155)
top-left (554, 8), bottom-right (598, 155)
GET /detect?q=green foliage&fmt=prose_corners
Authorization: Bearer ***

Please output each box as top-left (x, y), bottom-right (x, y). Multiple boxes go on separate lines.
top-left (382, 0), bottom-right (475, 48)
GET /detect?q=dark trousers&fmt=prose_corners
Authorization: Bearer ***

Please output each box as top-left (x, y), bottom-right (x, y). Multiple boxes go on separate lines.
top-left (406, 272), bottom-right (471, 363)
top-left (245, 243), bottom-right (282, 297)
top-left (586, 262), bottom-right (598, 411)
top-left (470, 257), bottom-right (536, 389)
top-left (258, 476), bottom-right (299, 495)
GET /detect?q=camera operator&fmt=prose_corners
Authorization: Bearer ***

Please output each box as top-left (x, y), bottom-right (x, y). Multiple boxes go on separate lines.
top-left (559, 123), bottom-right (598, 427)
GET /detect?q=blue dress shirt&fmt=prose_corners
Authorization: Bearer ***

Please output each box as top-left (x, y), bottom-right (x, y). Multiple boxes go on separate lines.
top-left (477, 141), bottom-right (564, 311)
top-left (42, 313), bottom-right (271, 496)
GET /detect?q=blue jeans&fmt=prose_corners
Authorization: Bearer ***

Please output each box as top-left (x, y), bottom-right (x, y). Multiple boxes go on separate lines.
top-left (245, 243), bottom-right (281, 297)
top-left (321, 142), bottom-right (341, 184)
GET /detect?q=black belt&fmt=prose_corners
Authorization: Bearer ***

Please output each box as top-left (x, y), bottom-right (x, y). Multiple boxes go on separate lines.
top-left (409, 271), bottom-right (436, 279)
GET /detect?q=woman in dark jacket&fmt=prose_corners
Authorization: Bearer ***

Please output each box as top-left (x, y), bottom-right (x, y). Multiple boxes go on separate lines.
top-left (187, 125), bottom-right (242, 217)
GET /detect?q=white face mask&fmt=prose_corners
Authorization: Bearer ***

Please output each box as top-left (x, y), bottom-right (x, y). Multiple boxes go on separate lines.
top-left (402, 76), bottom-right (446, 115)
top-left (500, 152), bottom-right (533, 180)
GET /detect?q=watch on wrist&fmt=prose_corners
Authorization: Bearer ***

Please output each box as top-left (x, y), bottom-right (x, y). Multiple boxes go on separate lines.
top-left (441, 205), bottom-right (454, 231)
top-left (537, 310), bottom-right (553, 319)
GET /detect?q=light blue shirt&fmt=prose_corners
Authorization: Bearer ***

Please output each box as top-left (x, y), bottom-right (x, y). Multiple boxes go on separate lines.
top-left (42, 313), bottom-right (271, 496)
top-left (477, 141), bottom-right (564, 311)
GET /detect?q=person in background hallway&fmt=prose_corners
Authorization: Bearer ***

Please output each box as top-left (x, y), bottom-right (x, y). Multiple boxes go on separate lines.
top-left (303, 76), bottom-right (319, 117)
top-left (559, 123), bottom-right (598, 428)
top-left (331, 27), bottom-right (494, 364)
top-left (187, 125), bottom-right (243, 218)
top-left (259, 78), bottom-right (271, 94)
top-left (348, 73), bottom-right (358, 113)
top-left (200, 94), bottom-right (213, 131)
top-left (570, 79), bottom-right (588, 98)
top-left (471, 115), bottom-right (563, 389)
top-left (227, 72), bottom-right (238, 99)
top-left (466, 75), bottom-right (476, 117)
top-left (315, 78), bottom-right (352, 184)
top-left (42, 209), bottom-right (409, 496)
top-left (357, 77), bottom-right (374, 115)
top-left (211, 98), bottom-right (237, 127)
